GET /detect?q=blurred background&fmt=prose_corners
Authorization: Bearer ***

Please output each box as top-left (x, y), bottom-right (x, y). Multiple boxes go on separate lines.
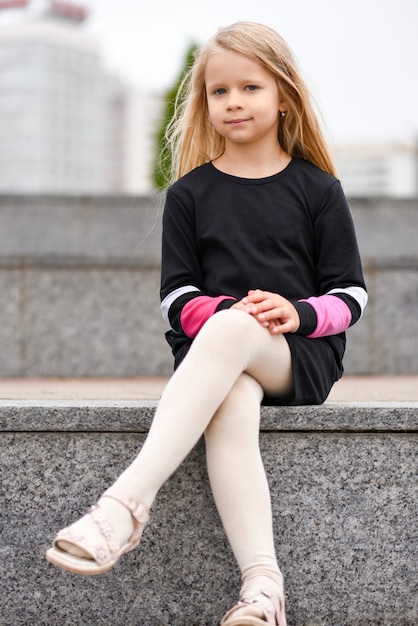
top-left (0, 0), bottom-right (417, 197)
top-left (0, 0), bottom-right (417, 379)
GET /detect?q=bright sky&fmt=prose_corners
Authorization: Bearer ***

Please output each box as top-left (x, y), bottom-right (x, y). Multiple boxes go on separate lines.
top-left (82, 0), bottom-right (418, 145)
top-left (2, 0), bottom-right (418, 144)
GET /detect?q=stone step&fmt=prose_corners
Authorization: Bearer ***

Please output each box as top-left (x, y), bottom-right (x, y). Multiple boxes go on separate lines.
top-left (1, 400), bottom-right (417, 625)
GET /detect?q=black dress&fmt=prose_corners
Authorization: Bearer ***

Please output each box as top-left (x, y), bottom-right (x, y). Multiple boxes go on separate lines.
top-left (160, 159), bottom-right (367, 406)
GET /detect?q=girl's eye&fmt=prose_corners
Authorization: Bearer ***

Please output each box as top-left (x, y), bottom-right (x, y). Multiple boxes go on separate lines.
top-left (245, 85), bottom-right (258, 91)
top-left (214, 88), bottom-right (227, 95)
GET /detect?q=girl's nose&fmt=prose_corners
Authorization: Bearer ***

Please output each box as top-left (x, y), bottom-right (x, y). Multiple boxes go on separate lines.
top-left (226, 90), bottom-right (243, 109)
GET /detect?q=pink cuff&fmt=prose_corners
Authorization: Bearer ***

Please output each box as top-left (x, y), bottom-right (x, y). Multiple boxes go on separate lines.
top-left (300, 295), bottom-right (352, 338)
top-left (180, 295), bottom-right (236, 338)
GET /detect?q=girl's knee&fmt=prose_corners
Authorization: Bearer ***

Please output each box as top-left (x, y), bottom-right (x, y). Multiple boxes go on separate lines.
top-left (189, 308), bottom-right (274, 374)
top-left (198, 308), bottom-right (258, 343)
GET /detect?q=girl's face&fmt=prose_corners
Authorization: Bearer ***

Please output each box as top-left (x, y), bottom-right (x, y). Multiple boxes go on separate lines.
top-left (205, 49), bottom-right (285, 148)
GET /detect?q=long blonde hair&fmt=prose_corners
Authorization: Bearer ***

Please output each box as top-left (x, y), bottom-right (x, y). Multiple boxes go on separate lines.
top-left (165, 21), bottom-right (337, 185)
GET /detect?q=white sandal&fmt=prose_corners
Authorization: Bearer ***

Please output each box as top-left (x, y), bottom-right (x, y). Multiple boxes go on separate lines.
top-left (220, 587), bottom-right (287, 626)
top-left (45, 487), bottom-right (149, 575)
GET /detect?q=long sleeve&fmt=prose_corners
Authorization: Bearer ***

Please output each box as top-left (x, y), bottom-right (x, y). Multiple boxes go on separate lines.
top-left (293, 180), bottom-right (367, 337)
top-left (160, 187), bottom-right (237, 338)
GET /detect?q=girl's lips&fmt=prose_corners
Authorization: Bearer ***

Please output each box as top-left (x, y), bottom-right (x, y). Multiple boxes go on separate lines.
top-left (227, 118), bottom-right (250, 125)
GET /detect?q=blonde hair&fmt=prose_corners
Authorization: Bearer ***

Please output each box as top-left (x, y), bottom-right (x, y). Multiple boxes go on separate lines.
top-left (165, 21), bottom-right (337, 185)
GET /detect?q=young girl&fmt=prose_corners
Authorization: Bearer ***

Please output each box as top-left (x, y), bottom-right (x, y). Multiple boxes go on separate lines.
top-left (46, 21), bottom-right (367, 626)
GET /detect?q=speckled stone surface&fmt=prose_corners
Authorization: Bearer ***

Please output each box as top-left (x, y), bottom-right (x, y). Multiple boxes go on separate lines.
top-left (1, 402), bottom-right (417, 625)
top-left (20, 267), bottom-right (170, 377)
top-left (1, 400), bottom-right (418, 431)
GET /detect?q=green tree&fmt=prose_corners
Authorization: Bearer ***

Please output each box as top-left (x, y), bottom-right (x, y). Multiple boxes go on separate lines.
top-left (152, 43), bottom-right (198, 190)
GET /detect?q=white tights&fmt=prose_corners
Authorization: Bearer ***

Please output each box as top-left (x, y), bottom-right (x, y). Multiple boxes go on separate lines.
top-left (63, 309), bottom-right (293, 593)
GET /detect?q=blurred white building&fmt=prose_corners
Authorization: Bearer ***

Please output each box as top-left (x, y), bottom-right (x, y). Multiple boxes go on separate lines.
top-left (123, 88), bottom-right (164, 195)
top-left (0, 0), bottom-right (163, 194)
top-left (334, 142), bottom-right (418, 199)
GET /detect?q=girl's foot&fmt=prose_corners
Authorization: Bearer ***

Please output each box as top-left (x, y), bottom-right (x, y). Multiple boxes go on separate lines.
top-left (45, 487), bottom-right (149, 575)
top-left (220, 584), bottom-right (287, 626)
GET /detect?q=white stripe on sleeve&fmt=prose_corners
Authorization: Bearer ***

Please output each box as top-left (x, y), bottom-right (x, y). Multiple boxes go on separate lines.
top-left (328, 286), bottom-right (368, 319)
top-left (161, 285), bottom-right (200, 322)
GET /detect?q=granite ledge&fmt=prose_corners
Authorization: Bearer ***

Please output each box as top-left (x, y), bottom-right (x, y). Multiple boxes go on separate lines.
top-left (0, 400), bottom-right (417, 433)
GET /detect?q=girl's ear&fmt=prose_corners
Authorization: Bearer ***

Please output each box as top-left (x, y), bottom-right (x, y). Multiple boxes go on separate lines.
top-left (279, 100), bottom-right (288, 114)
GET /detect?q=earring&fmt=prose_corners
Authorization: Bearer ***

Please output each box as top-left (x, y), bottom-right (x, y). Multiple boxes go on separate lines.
top-left (280, 111), bottom-right (286, 117)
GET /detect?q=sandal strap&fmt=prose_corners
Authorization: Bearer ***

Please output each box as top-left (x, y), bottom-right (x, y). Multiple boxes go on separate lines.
top-left (53, 489), bottom-right (149, 567)
top-left (54, 505), bottom-right (117, 565)
top-left (221, 587), bottom-right (281, 626)
top-left (102, 487), bottom-right (149, 525)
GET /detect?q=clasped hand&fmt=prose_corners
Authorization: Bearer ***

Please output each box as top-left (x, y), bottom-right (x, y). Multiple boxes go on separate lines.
top-left (231, 289), bottom-right (300, 335)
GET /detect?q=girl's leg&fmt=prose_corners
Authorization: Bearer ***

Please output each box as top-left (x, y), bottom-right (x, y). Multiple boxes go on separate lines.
top-left (53, 310), bottom-right (292, 569)
top-left (205, 376), bottom-right (290, 625)
top-left (205, 373), bottom-right (280, 579)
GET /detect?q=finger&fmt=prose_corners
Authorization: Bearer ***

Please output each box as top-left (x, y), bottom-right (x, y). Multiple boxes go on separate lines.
top-left (269, 321), bottom-right (291, 335)
top-left (271, 317), bottom-right (298, 334)
top-left (231, 302), bottom-right (253, 315)
top-left (257, 306), bottom-right (285, 321)
top-left (243, 289), bottom-right (267, 304)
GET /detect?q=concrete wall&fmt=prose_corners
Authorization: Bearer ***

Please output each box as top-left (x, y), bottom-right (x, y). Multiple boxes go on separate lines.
top-left (1, 400), bottom-right (417, 625)
top-left (0, 194), bottom-right (417, 376)
top-left (342, 198), bottom-right (418, 374)
top-left (0, 194), bottom-right (170, 377)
